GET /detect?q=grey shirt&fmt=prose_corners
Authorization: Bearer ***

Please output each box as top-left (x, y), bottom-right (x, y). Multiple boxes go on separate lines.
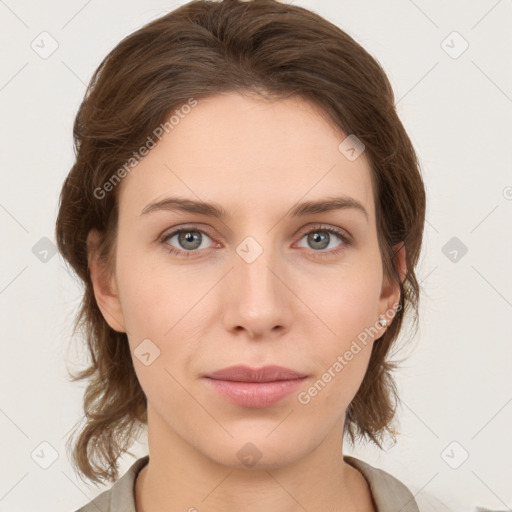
top-left (74, 454), bottom-right (420, 512)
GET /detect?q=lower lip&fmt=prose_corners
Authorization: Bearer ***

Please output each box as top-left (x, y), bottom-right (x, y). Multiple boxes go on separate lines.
top-left (204, 377), bottom-right (307, 408)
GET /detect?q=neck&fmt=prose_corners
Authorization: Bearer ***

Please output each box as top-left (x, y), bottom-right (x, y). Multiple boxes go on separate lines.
top-left (135, 405), bottom-right (375, 512)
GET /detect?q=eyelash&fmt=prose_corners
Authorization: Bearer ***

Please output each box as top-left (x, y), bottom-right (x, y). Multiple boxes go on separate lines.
top-left (160, 224), bottom-right (352, 260)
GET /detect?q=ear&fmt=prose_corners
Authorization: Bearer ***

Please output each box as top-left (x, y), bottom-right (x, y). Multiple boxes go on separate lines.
top-left (86, 229), bottom-right (126, 333)
top-left (378, 242), bottom-right (407, 323)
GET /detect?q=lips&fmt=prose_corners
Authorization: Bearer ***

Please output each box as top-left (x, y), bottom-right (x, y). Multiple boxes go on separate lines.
top-left (204, 365), bottom-right (307, 383)
top-left (203, 365), bottom-right (309, 408)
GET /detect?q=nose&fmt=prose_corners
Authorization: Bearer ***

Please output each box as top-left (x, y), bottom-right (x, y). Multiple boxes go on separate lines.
top-left (222, 242), bottom-right (293, 339)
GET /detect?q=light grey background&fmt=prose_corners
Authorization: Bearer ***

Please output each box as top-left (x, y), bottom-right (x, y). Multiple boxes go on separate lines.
top-left (0, 1), bottom-right (511, 511)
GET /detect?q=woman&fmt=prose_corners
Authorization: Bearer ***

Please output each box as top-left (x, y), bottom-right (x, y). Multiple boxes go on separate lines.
top-left (56, 1), bottom-right (426, 510)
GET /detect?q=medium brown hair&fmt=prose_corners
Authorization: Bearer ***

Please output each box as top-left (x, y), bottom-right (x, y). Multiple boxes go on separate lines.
top-left (56, 0), bottom-right (426, 485)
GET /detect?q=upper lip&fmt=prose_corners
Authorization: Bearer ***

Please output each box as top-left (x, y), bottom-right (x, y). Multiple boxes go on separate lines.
top-left (204, 365), bottom-right (308, 382)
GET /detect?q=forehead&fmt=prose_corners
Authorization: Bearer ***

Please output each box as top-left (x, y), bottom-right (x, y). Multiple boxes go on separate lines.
top-left (117, 92), bottom-right (375, 223)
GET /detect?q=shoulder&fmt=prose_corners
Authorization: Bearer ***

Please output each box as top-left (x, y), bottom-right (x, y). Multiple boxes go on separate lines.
top-left (344, 455), bottom-right (420, 512)
top-left (72, 486), bottom-right (111, 512)
top-left (72, 455), bottom-right (150, 512)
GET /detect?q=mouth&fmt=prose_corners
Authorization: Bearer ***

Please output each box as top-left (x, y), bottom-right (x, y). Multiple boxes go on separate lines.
top-left (203, 365), bottom-right (309, 408)
top-left (204, 364), bottom-right (308, 382)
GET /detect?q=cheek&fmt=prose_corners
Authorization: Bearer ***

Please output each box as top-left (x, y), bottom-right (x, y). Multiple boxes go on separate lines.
top-left (298, 264), bottom-right (381, 401)
top-left (302, 260), bottom-right (382, 336)
top-left (300, 324), bottom-right (375, 416)
top-left (115, 243), bottom-right (184, 335)
top-left (115, 255), bottom-right (212, 384)
top-left (116, 264), bottom-right (198, 402)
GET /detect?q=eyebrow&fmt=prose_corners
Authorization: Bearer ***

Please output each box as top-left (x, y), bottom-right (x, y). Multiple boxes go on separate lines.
top-left (140, 196), bottom-right (369, 222)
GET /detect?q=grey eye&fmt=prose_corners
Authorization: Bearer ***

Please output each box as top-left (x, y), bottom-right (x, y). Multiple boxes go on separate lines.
top-left (297, 229), bottom-right (343, 251)
top-left (164, 229), bottom-right (213, 251)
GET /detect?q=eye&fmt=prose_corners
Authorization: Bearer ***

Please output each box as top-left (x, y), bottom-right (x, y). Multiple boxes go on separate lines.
top-left (295, 225), bottom-right (351, 257)
top-left (160, 227), bottom-right (216, 257)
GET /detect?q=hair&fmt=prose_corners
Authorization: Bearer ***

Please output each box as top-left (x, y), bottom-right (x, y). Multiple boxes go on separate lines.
top-left (56, 0), bottom-right (426, 485)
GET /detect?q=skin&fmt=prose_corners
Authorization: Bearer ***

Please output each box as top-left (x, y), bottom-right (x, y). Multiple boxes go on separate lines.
top-left (87, 91), bottom-right (406, 512)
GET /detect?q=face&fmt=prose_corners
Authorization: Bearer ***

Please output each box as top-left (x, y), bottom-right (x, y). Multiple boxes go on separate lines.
top-left (88, 92), bottom-right (404, 469)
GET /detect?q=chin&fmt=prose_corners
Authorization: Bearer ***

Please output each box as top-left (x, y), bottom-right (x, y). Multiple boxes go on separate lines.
top-left (199, 434), bottom-right (310, 470)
